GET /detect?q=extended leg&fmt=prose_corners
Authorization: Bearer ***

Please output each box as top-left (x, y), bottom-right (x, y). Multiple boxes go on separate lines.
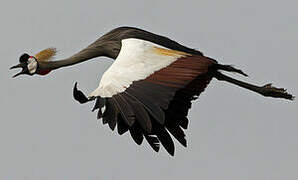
top-left (214, 72), bottom-right (294, 100)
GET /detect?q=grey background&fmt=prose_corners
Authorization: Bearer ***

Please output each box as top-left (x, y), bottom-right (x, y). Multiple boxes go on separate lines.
top-left (1, 0), bottom-right (297, 179)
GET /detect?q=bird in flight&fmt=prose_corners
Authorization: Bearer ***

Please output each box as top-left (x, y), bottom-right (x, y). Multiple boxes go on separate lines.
top-left (10, 27), bottom-right (294, 156)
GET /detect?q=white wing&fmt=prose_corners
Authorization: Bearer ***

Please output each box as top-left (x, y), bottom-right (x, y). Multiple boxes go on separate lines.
top-left (89, 38), bottom-right (187, 98)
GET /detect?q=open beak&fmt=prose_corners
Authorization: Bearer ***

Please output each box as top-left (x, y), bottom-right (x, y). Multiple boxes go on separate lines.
top-left (10, 63), bottom-right (27, 78)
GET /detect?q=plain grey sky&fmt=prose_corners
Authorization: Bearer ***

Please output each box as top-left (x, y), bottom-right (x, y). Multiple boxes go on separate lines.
top-left (1, 0), bottom-right (297, 179)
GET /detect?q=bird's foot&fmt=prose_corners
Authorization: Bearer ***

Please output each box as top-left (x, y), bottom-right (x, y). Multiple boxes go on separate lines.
top-left (259, 83), bottom-right (294, 100)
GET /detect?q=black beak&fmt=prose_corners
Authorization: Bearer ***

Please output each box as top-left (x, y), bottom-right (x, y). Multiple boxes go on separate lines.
top-left (10, 63), bottom-right (28, 78)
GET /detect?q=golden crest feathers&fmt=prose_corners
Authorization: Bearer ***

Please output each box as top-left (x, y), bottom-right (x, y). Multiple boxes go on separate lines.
top-left (35, 48), bottom-right (57, 62)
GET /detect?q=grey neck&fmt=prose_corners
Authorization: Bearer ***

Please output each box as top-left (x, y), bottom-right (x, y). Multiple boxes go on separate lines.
top-left (38, 48), bottom-right (106, 70)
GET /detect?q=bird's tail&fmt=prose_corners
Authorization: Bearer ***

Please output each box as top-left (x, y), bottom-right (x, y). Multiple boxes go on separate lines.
top-left (211, 63), bottom-right (294, 100)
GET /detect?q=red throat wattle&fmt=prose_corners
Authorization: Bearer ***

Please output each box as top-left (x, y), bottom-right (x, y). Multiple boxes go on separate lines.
top-left (37, 69), bottom-right (51, 75)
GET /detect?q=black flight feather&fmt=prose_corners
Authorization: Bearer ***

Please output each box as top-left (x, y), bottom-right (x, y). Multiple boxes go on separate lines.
top-left (103, 99), bottom-right (117, 130)
top-left (92, 97), bottom-right (105, 112)
top-left (112, 94), bottom-right (135, 127)
top-left (166, 123), bottom-right (187, 147)
top-left (144, 134), bottom-right (160, 152)
top-left (117, 114), bottom-right (129, 135)
top-left (126, 88), bottom-right (165, 125)
top-left (129, 123), bottom-right (144, 145)
top-left (122, 92), bottom-right (152, 133)
top-left (153, 123), bottom-right (175, 156)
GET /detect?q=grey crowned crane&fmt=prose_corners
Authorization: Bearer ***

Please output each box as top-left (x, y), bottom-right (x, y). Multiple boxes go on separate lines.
top-left (10, 27), bottom-right (294, 156)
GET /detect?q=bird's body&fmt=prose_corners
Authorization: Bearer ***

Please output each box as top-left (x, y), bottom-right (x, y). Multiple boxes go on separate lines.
top-left (11, 27), bottom-right (294, 156)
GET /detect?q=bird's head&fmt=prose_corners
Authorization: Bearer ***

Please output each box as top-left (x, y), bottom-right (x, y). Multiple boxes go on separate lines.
top-left (10, 53), bottom-right (38, 77)
top-left (10, 48), bottom-right (57, 78)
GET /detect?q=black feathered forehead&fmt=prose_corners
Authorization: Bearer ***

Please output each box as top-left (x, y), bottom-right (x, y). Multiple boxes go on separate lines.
top-left (19, 53), bottom-right (30, 63)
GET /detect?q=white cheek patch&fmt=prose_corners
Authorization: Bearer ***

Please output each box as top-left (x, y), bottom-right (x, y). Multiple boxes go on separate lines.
top-left (27, 57), bottom-right (38, 74)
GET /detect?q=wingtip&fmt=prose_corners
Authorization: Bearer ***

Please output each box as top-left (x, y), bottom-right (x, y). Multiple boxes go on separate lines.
top-left (73, 81), bottom-right (90, 104)
top-left (181, 140), bottom-right (187, 148)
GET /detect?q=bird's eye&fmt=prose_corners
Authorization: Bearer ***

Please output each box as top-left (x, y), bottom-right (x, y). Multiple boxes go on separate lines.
top-left (19, 53), bottom-right (30, 63)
